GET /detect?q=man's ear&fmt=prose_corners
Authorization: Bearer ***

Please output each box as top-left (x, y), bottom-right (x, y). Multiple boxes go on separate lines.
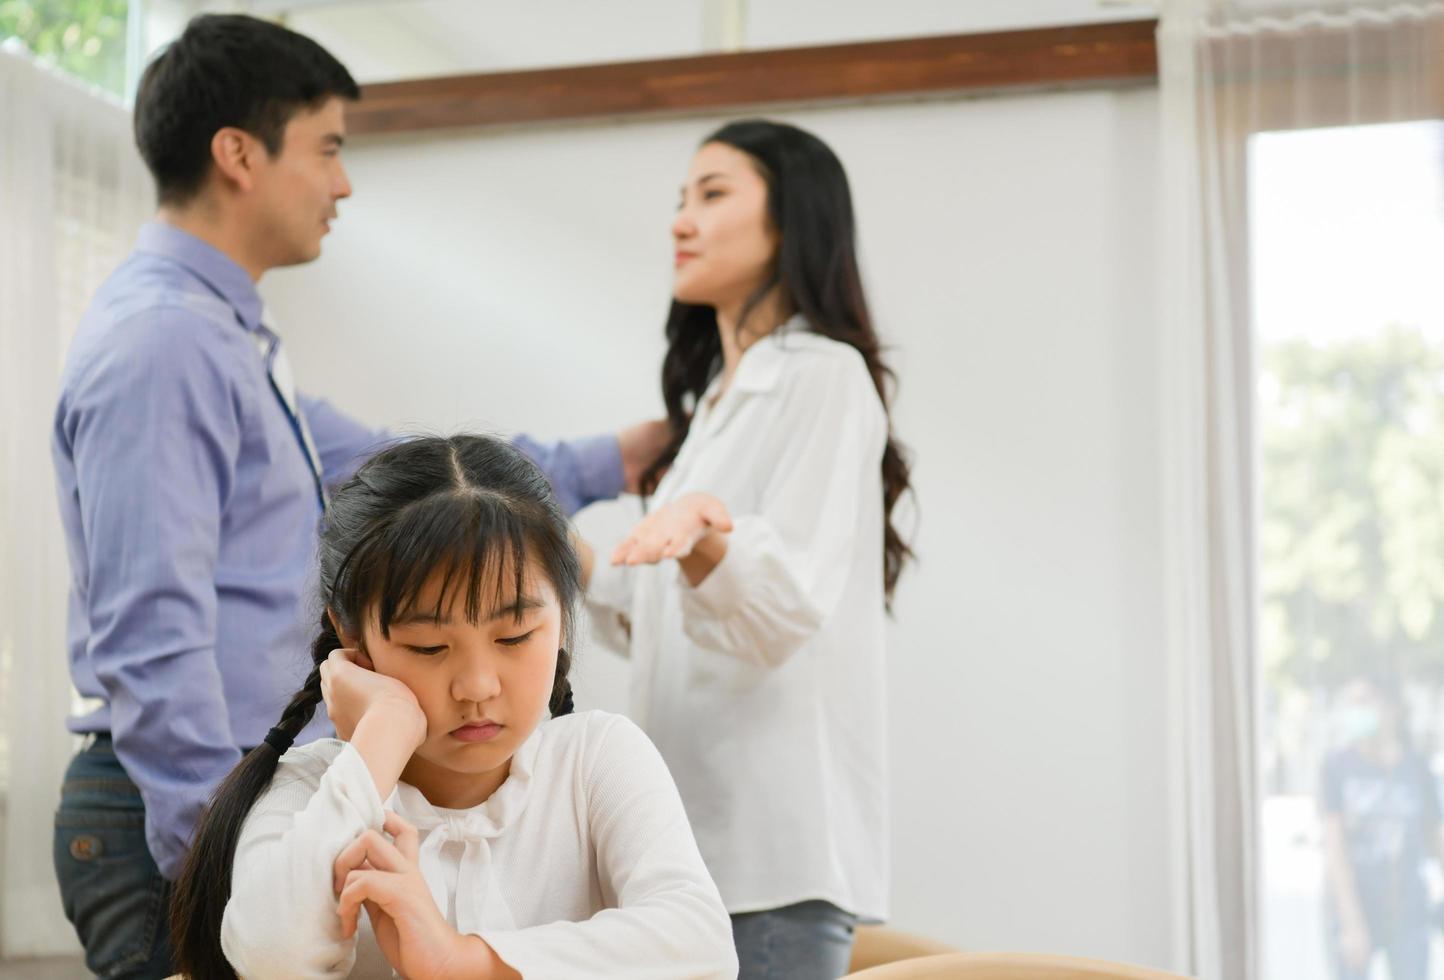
top-left (210, 126), bottom-right (263, 193)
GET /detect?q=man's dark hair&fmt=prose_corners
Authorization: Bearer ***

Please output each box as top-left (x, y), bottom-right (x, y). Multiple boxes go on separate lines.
top-left (134, 14), bottom-right (359, 205)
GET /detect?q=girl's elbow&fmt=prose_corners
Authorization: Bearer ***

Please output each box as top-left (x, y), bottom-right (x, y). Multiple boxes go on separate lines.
top-left (221, 901), bottom-right (351, 979)
top-left (711, 945), bottom-right (741, 979)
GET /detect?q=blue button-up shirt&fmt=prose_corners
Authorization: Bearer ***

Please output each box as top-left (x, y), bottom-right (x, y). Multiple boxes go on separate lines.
top-left (53, 222), bottom-right (623, 878)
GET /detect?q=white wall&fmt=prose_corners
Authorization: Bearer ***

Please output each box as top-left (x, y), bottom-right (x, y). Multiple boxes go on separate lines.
top-left (263, 86), bottom-right (1173, 969)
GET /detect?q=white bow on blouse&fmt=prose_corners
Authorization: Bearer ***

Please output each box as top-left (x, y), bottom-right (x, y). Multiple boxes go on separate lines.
top-left (384, 728), bottom-right (541, 936)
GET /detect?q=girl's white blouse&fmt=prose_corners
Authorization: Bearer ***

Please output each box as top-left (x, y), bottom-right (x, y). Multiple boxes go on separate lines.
top-left (220, 710), bottom-right (738, 978)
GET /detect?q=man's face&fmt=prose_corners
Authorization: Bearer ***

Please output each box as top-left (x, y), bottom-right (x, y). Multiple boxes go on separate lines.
top-left (250, 96), bottom-right (352, 268)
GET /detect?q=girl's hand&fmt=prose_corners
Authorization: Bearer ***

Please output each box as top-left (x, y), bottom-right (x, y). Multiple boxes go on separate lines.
top-left (611, 492), bottom-right (733, 566)
top-left (320, 648), bottom-right (426, 747)
top-left (334, 811), bottom-right (483, 980)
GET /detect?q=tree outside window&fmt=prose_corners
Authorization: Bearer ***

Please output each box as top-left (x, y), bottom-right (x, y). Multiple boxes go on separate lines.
top-left (1, 0), bottom-right (130, 96)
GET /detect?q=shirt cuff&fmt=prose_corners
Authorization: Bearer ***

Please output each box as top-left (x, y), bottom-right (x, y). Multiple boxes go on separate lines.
top-left (571, 433), bottom-right (625, 508)
top-left (678, 517), bottom-right (755, 619)
top-left (587, 555), bottom-right (632, 612)
top-left (327, 741), bottom-right (387, 829)
top-left (144, 748), bottom-right (244, 880)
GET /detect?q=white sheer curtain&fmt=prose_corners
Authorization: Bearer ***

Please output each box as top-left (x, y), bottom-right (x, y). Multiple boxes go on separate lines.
top-left (0, 40), bottom-right (150, 958)
top-left (1157, 3), bottom-right (1444, 979)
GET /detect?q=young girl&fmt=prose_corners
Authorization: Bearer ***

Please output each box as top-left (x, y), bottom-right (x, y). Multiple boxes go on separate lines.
top-left (169, 435), bottom-right (737, 979)
top-left (580, 120), bottom-right (914, 980)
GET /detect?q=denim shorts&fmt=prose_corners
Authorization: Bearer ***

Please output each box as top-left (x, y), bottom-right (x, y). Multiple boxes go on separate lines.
top-left (52, 735), bottom-right (175, 980)
top-left (731, 899), bottom-right (857, 980)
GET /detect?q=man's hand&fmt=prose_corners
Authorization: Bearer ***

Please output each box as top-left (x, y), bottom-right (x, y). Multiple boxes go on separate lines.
top-left (617, 419), bottom-right (672, 494)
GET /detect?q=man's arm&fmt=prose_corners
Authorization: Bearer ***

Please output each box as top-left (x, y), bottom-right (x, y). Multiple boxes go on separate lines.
top-left (297, 393), bottom-right (391, 489)
top-left (61, 311), bottom-right (245, 878)
top-left (514, 419), bottom-right (670, 516)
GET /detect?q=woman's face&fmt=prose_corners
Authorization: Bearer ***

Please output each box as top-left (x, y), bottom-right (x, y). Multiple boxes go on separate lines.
top-left (672, 141), bottom-right (779, 309)
top-left (359, 558), bottom-right (562, 805)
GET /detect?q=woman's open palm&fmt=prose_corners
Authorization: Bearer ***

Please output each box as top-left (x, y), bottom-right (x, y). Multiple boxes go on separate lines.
top-left (611, 492), bottom-right (733, 566)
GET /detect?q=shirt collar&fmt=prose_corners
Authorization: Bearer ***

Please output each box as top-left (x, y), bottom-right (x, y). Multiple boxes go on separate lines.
top-left (710, 313), bottom-right (809, 399)
top-left (384, 720), bottom-right (551, 934)
top-left (135, 222), bottom-right (265, 333)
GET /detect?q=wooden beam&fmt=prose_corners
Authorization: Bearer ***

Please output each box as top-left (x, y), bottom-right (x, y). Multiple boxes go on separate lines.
top-left (348, 19), bottom-right (1159, 136)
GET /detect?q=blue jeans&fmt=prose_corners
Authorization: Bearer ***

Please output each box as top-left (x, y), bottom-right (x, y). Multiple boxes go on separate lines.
top-left (53, 735), bottom-right (175, 980)
top-left (732, 900), bottom-right (857, 980)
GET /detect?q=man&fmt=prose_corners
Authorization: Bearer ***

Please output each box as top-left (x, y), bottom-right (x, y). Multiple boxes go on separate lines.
top-left (50, 15), bottom-right (662, 978)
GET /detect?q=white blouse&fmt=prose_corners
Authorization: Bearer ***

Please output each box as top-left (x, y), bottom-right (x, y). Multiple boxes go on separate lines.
top-left (220, 710), bottom-right (737, 979)
top-left (588, 319), bottom-right (891, 921)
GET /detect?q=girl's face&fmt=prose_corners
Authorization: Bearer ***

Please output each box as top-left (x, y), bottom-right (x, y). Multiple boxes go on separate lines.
top-left (359, 559), bottom-right (562, 807)
top-left (672, 141), bottom-right (779, 309)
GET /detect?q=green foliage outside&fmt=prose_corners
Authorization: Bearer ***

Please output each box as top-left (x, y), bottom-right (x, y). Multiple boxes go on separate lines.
top-left (0, 0), bottom-right (129, 95)
top-left (1261, 325), bottom-right (1444, 693)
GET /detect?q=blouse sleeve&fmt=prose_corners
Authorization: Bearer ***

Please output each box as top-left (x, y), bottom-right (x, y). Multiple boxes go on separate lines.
top-left (678, 348), bottom-right (886, 668)
top-left (479, 715), bottom-right (737, 979)
top-left (220, 742), bottom-right (386, 979)
top-left (584, 554), bottom-right (638, 655)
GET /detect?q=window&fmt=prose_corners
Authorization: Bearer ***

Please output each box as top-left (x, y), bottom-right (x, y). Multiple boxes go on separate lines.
top-left (1256, 120), bottom-right (1444, 980)
top-left (1, 0), bottom-right (132, 96)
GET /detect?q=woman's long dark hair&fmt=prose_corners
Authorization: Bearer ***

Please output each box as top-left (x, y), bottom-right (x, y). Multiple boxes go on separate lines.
top-left (642, 118), bottom-right (914, 604)
top-left (169, 435), bottom-right (582, 979)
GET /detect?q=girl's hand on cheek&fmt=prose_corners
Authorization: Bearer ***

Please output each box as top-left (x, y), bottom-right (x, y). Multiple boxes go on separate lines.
top-left (320, 648), bottom-right (427, 748)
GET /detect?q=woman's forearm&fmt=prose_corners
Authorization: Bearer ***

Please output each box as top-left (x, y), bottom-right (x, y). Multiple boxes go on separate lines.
top-left (677, 528), bottom-right (728, 587)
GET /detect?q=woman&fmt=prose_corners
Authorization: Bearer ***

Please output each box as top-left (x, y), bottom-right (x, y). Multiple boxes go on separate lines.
top-left (581, 118), bottom-right (914, 980)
